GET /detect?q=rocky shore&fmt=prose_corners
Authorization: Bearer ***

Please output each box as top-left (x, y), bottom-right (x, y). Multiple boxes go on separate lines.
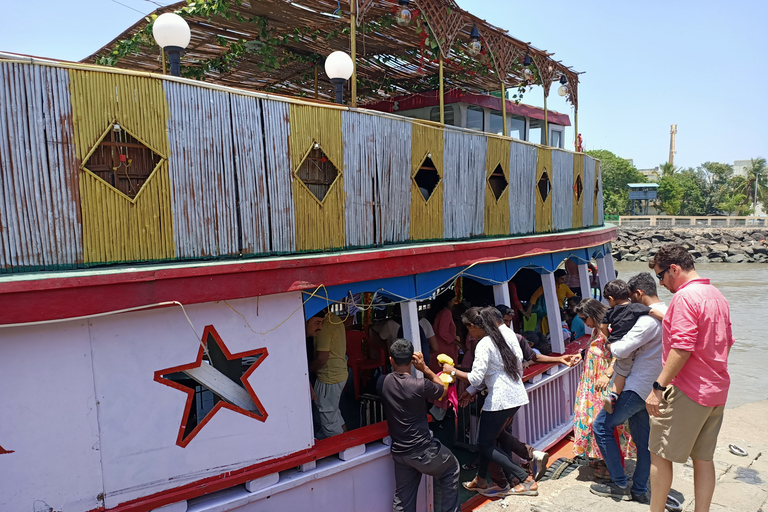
top-left (612, 228), bottom-right (768, 264)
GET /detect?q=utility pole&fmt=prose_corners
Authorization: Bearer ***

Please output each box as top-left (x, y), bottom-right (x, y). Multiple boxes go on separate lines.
top-left (669, 124), bottom-right (677, 166)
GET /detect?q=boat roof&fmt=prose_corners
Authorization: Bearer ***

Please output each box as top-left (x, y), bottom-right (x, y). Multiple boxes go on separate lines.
top-left (627, 183), bottom-right (659, 188)
top-left (82, 0), bottom-right (581, 107)
top-left (363, 88), bottom-right (571, 126)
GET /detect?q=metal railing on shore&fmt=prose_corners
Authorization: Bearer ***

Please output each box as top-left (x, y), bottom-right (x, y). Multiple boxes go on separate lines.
top-left (615, 216), bottom-right (767, 228)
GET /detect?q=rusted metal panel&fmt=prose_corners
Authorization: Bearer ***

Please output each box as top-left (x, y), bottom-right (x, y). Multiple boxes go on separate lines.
top-left (551, 149), bottom-right (574, 232)
top-left (0, 62), bottom-right (82, 270)
top-left (443, 130), bottom-right (487, 239)
top-left (508, 141), bottom-right (537, 235)
top-left (342, 111), bottom-right (411, 247)
top-left (261, 99), bottom-right (296, 253)
top-left (165, 82), bottom-right (239, 258)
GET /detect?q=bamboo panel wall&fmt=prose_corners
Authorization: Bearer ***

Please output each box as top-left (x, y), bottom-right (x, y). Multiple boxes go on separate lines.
top-left (342, 112), bottom-right (411, 246)
top-left (262, 100), bottom-right (296, 253)
top-left (583, 154), bottom-right (596, 227)
top-left (534, 147), bottom-right (553, 233)
top-left (508, 142), bottom-right (537, 235)
top-left (230, 93), bottom-right (271, 254)
top-left (595, 161), bottom-right (604, 225)
top-left (289, 105), bottom-right (345, 251)
top-left (69, 70), bottom-right (173, 263)
top-left (484, 137), bottom-right (511, 236)
top-left (0, 63), bottom-right (82, 270)
top-left (442, 131), bottom-right (486, 239)
top-left (410, 123), bottom-right (444, 240)
top-left (165, 83), bottom-right (240, 258)
top-left (572, 153), bottom-right (584, 228)
top-left (551, 150), bottom-right (574, 232)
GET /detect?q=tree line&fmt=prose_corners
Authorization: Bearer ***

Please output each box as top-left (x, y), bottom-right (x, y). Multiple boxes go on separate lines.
top-left (587, 149), bottom-right (767, 216)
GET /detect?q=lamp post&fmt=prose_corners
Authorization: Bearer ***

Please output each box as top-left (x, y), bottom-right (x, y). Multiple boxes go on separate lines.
top-left (152, 13), bottom-right (191, 77)
top-left (324, 51), bottom-right (354, 104)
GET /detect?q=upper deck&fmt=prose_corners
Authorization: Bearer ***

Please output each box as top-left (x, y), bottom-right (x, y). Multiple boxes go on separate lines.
top-left (0, 56), bottom-right (603, 275)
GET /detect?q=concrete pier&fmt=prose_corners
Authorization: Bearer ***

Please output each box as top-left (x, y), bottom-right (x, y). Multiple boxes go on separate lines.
top-left (477, 399), bottom-right (768, 512)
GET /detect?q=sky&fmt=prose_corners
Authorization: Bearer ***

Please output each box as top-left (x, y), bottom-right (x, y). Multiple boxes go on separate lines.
top-left (0, 0), bottom-right (766, 170)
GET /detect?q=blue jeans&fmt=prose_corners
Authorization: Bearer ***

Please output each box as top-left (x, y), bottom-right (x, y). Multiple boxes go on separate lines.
top-left (593, 390), bottom-right (651, 495)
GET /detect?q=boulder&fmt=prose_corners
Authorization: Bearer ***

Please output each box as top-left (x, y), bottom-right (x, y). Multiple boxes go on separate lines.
top-left (637, 239), bottom-right (652, 250)
top-left (727, 246), bottom-right (746, 255)
top-left (709, 243), bottom-right (729, 253)
top-left (708, 251), bottom-right (727, 259)
top-left (629, 246), bottom-right (641, 254)
top-left (695, 256), bottom-right (710, 264)
top-left (726, 254), bottom-right (747, 263)
top-left (623, 254), bottom-right (638, 262)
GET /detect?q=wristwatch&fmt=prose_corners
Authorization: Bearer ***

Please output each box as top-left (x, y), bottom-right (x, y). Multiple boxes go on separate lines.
top-left (652, 381), bottom-right (667, 392)
top-left (451, 370), bottom-right (456, 377)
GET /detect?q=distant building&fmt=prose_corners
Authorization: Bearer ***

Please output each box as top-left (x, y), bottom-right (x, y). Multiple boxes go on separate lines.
top-left (733, 160), bottom-right (765, 216)
top-left (628, 183), bottom-right (659, 215)
top-left (638, 167), bottom-right (660, 182)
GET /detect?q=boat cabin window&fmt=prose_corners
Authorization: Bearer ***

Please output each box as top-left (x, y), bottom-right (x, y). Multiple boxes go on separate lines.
top-left (508, 114), bottom-right (526, 141)
top-left (529, 119), bottom-right (544, 145)
top-left (430, 105), bottom-right (455, 126)
top-left (466, 105), bottom-right (484, 131)
top-left (489, 110), bottom-right (504, 136)
top-left (550, 129), bottom-right (563, 149)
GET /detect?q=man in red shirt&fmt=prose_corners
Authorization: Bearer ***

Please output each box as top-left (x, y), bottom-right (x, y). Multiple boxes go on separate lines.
top-left (647, 244), bottom-right (735, 512)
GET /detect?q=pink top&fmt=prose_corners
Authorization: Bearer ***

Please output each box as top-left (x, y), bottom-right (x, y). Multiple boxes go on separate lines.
top-left (429, 308), bottom-right (458, 372)
top-left (662, 278), bottom-right (735, 407)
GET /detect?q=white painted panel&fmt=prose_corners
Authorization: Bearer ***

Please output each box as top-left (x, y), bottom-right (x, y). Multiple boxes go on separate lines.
top-left (88, 292), bottom-right (312, 508)
top-left (596, 162), bottom-right (604, 225)
top-left (0, 321), bottom-right (103, 512)
top-left (185, 445), bottom-right (430, 512)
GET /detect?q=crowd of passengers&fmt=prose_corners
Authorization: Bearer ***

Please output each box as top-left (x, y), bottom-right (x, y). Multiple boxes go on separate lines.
top-left (305, 246), bottom-right (735, 512)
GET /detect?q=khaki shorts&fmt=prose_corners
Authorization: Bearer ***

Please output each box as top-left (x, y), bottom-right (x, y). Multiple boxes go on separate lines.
top-left (314, 380), bottom-right (346, 439)
top-left (650, 385), bottom-right (724, 463)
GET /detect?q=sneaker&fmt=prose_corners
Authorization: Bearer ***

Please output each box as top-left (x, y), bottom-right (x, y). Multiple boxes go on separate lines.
top-left (631, 491), bottom-right (650, 504)
top-left (603, 392), bottom-right (618, 414)
top-left (532, 450), bottom-right (550, 481)
top-left (589, 482), bottom-right (631, 501)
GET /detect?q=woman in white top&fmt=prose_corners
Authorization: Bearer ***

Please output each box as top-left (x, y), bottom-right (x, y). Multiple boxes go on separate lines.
top-left (442, 307), bottom-right (538, 496)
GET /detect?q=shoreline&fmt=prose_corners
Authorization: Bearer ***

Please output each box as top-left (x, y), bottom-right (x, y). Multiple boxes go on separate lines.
top-left (476, 398), bottom-right (768, 512)
top-left (613, 227), bottom-right (768, 264)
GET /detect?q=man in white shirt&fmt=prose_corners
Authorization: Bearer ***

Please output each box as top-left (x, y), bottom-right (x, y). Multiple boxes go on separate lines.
top-left (589, 273), bottom-right (667, 503)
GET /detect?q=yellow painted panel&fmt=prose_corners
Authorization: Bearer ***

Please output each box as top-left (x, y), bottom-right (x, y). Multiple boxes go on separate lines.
top-left (289, 104), bottom-right (345, 251)
top-left (593, 159), bottom-right (600, 226)
top-left (572, 153), bottom-right (584, 228)
top-left (410, 123), bottom-right (444, 240)
top-left (69, 70), bottom-right (174, 263)
top-left (484, 137), bottom-right (511, 236)
top-left (535, 147), bottom-right (553, 233)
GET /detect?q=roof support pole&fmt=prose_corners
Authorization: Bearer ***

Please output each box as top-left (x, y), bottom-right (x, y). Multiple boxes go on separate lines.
top-left (544, 89), bottom-right (549, 146)
top-left (439, 57), bottom-right (445, 124)
top-left (314, 62), bottom-right (318, 99)
top-left (501, 82), bottom-right (507, 136)
top-left (574, 108), bottom-right (578, 151)
top-left (350, 3), bottom-right (357, 107)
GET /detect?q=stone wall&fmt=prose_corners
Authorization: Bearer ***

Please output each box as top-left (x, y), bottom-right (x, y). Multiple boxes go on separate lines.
top-left (613, 228), bottom-right (768, 264)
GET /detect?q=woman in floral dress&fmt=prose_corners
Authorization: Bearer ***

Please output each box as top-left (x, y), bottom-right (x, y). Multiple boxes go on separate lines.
top-left (572, 298), bottom-right (634, 461)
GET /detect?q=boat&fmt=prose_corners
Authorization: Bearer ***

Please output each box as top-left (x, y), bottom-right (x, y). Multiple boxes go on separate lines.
top-left (0, 1), bottom-right (616, 511)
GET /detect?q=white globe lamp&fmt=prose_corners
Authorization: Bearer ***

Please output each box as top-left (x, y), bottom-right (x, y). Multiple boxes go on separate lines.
top-left (152, 13), bottom-right (191, 76)
top-left (325, 51), bottom-right (354, 104)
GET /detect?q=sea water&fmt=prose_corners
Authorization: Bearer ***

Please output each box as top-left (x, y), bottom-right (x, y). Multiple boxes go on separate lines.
top-left (614, 262), bottom-right (768, 409)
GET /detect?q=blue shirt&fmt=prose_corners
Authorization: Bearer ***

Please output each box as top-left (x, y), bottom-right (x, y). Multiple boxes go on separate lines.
top-left (570, 315), bottom-right (586, 340)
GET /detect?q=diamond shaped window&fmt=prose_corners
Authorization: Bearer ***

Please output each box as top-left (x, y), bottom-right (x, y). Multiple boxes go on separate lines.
top-left (537, 170), bottom-right (551, 202)
top-left (83, 123), bottom-right (162, 199)
top-left (488, 164), bottom-right (508, 202)
top-left (296, 146), bottom-right (339, 203)
top-left (414, 156), bottom-right (440, 202)
top-left (574, 175), bottom-right (583, 202)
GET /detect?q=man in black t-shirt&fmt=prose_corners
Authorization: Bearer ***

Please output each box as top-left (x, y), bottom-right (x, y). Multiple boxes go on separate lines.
top-left (379, 339), bottom-right (460, 512)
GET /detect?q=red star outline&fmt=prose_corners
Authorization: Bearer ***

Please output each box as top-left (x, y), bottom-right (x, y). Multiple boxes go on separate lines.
top-left (154, 325), bottom-right (269, 448)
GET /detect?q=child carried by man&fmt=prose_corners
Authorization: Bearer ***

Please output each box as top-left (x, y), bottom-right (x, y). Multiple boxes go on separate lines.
top-left (601, 279), bottom-right (665, 413)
